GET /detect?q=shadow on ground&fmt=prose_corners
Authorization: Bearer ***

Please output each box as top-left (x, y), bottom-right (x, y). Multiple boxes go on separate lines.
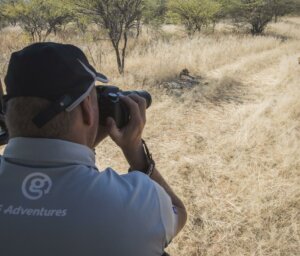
top-left (159, 73), bottom-right (248, 106)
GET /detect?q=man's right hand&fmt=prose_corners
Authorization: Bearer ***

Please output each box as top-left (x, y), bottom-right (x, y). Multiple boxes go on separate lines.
top-left (105, 94), bottom-right (148, 171)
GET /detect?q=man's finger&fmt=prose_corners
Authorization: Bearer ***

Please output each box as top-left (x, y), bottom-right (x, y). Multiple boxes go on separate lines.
top-left (127, 94), bottom-right (146, 123)
top-left (120, 96), bottom-right (142, 126)
top-left (106, 117), bottom-right (121, 143)
top-left (128, 94), bottom-right (147, 109)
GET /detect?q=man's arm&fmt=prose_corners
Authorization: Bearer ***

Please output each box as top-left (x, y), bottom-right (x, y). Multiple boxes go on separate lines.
top-left (105, 94), bottom-right (187, 235)
top-left (150, 168), bottom-right (187, 234)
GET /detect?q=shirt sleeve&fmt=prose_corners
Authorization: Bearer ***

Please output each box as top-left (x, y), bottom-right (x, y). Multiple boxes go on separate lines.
top-left (152, 181), bottom-right (178, 245)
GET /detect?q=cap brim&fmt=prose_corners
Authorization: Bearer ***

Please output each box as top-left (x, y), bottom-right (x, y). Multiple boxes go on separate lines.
top-left (96, 72), bottom-right (109, 83)
top-left (78, 59), bottom-right (109, 83)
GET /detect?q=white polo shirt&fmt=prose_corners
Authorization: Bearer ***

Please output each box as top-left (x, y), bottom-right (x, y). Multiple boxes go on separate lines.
top-left (0, 138), bottom-right (177, 256)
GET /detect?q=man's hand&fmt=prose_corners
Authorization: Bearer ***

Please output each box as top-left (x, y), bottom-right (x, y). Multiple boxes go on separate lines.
top-left (105, 94), bottom-right (148, 171)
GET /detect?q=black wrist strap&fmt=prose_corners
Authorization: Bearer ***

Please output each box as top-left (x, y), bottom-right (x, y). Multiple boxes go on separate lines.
top-left (128, 139), bottom-right (155, 177)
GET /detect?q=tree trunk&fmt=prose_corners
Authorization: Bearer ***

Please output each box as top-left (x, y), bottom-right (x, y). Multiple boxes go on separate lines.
top-left (44, 29), bottom-right (52, 42)
top-left (30, 31), bottom-right (35, 42)
top-left (121, 31), bottom-right (128, 74)
top-left (112, 42), bottom-right (123, 74)
top-left (136, 19), bottom-right (141, 38)
top-left (251, 22), bottom-right (264, 35)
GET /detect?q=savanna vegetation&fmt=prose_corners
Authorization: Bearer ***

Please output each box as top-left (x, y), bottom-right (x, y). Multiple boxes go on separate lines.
top-left (1, 0), bottom-right (300, 72)
top-left (0, 0), bottom-right (299, 255)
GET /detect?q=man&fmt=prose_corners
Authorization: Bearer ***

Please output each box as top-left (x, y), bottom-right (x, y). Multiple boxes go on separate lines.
top-left (0, 42), bottom-right (187, 256)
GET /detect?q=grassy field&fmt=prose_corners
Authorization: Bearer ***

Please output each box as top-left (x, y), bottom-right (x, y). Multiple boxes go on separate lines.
top-left (1, 17), bottom-right (300, 255)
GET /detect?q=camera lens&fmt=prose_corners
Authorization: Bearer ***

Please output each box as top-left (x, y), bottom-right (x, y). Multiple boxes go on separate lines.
top-left (96, 85), bottom-right (152, 128)
top-left (121, 90), bottom-right (152, 108)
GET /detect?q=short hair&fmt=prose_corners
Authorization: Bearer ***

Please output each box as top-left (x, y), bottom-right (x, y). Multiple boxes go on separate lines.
top-left (5, 97), bottom-right (75, 139)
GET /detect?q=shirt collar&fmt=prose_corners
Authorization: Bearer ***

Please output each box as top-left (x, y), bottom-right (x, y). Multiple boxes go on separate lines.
top-left (3, 137), bottom-right (96, 168)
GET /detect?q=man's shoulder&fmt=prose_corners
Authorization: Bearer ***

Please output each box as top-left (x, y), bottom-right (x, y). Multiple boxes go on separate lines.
top-left (100, 168), bottom-right (156, 197)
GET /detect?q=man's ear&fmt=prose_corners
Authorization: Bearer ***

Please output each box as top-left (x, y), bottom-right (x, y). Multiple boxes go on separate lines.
top-left (79, 96), bottom-right (94, 126)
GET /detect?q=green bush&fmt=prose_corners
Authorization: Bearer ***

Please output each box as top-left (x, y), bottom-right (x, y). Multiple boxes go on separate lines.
top-left (228, 0), bottom-right (300, 35)
top-left (168, 0), bottom-right (221, 35)
top-left (1, 0), bottom-right (72, 41)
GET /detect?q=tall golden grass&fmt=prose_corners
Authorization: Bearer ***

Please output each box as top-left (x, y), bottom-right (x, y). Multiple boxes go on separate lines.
top-left (0, 17), bottom-right (299, 255)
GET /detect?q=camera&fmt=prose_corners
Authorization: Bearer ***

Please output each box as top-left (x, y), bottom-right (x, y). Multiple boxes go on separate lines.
top-left (96, 85), bottom-right (152, 128)
top-left (0, 86), bottom-right (152, 145)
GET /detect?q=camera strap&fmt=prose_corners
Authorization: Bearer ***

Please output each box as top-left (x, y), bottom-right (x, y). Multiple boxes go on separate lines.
top-left (128, 139), bottom-right (155, 177)
top-left (32, 95), bottom-right (73, 128)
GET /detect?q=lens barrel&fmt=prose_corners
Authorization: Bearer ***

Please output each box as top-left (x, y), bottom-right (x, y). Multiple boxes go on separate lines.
top-left (96, 86), bottom-right (152, 128)
top-left (120, 90), bottom-right (152, 108)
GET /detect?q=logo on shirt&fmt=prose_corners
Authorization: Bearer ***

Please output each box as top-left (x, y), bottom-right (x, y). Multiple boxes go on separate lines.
top-left (172, 206), bottom-right (178, 214)
top-left (21, 173), bottom-right (52, 200)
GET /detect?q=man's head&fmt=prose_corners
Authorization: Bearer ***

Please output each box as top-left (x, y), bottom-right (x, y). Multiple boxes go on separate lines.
top-left (4, 42), bottom-right (109, 148)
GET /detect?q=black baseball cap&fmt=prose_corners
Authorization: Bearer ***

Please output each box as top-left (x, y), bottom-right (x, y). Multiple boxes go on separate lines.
top-left (4, 42), bottom-right (108, 127)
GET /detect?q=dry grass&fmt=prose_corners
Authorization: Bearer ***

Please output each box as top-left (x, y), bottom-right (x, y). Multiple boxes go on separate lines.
top-left (1, 17), bottom-right (300, 256)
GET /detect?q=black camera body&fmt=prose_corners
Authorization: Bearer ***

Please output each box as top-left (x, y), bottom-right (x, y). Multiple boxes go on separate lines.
top-left (96, 86), bottom-right (152, 128)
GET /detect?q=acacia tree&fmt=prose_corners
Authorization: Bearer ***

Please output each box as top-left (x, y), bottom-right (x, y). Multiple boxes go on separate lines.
top-left (143, 0), bottom-right (167, 26)
top-left (2, 0), bottom-right (72, 41)
top-left (270, 0), bottom-right (300, 22)
top-left (229, 0), bottom-right (300, 35)
top-left (241, 0), bottom-right (273, 34)
top-left (75, 0), bottom-right (143, 74)
top-left (0, 0), bottom-right (18, 28)
top-left (168, 0), bottom-right (221, 35)
top-left (0, 2), bottom-right (5, 29)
